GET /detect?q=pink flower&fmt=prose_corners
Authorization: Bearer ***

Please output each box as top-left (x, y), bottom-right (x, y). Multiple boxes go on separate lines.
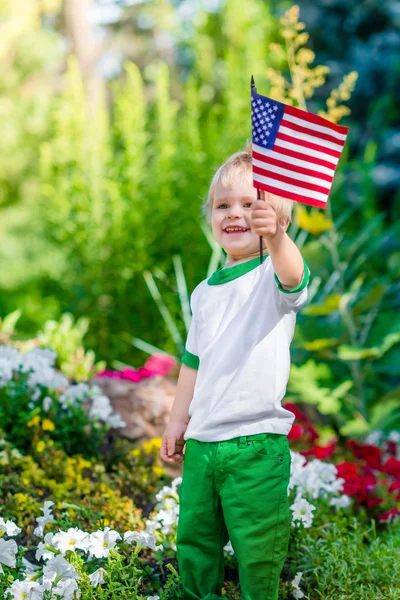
top-left (121, 368), bottom-right (142, 383)
top-left (138, 367), bottom-right (152, 379)
top-left (97, 370), bottom-right (122, 379)
top-left (144, 353), bottom-right (177, 376)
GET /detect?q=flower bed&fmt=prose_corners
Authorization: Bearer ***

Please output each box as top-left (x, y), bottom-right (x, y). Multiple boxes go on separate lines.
top-left (0, 343), bottom-right (399, 599)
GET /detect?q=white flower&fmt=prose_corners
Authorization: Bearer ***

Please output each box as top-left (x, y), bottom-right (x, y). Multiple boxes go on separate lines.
top-left (107, 413), bottom-right (127, 428)
top-left (50, 578), bottom-right (81, 600)
top-left (36, 532), bottom-right (56, 562)
top-left (52, 528), bottom-right (90, 555)
top-left (0, 357), bottom-right (13, 387)
top-left (290, 497), bottom-right (316, 528)
top-left (223, 540), bottom-right (234, 556)
top-left (288, 452), bottom-right (345, 500)
top-left (87, 527), bottom-right (121, 559)
top-left (34, 501), bottom-right (55, 537)
top-left (291, 572), bottom-right (305, 599)
top-left (124, 530), bottom-right (163, 552)
top-left (59, 383), bottom-right (90, 405)
top-left (43, 555), bottom-right (80, 586)
top-left (0, 538), bottom-right (18, 569)
top-left (89, 567), bottom-right (107, 587)
top-left (22, 556), bottom-right (40, 574)
top-left (330, 494), bottom-right (352, 508)
top-left (147, 596), bottom-right (160, 600)
top-left (88, 394), bottom-right (126, 428)
top-left (0, 517), bottom-right (21, 536)
top-left (4, 579), bottom-right (44, 600)
top-left (43, 396), bottom-right (53, 411)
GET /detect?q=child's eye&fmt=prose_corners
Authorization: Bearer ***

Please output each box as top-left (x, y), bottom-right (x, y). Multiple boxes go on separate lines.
top-left (244, 202), bottom-right (252, 207)
top-left (217, 204), bottom-right (228, 209)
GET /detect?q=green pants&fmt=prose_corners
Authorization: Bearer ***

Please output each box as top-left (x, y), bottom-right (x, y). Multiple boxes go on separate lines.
top-left (176, 433), bottom-right (292, 600)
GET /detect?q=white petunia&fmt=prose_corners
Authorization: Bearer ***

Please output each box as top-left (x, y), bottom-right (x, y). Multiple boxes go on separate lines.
top-left (87, 527), bottom-right (121, 559)
top-left (330, 494), bottom-right (352, 508)
top-left (43, 554), bottom-right (80, 584)
top-left (89, 567), bottom-right (107, 587)
top-left (22, 556), bottom-right (40, 574)
top-left (4, 579), bottom-right (44, 600)
top-left (288, 452), bottom-right (345, 500)
top-left (34, 501), bottom-right (55, 537)
top-left (290, 497), bottom-right (316, 528)
top-left (124, 530), bottom-right (162, 552)
top-left (50, 578), bottom-right (81, 600)
top-left (52, 527), bottom-right (90, 555)
top-left (35, 532), bottom-right (56, 562)
top-left (291, 572), bottom-right (305, 599)
top-left (223, 540), bottom-right (234, 556)
top-left (0, 516), bottom-right (21, 536)
top-left (0, 538), bottom-right (18, 569)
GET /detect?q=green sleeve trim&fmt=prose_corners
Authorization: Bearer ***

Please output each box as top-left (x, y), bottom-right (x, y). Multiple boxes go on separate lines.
top-left (274, 256), bottom-right (310, 294)
top-left (181, 349), bottom-right (200, 370)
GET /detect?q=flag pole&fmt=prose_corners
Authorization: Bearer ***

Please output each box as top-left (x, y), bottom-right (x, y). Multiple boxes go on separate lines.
top-left (251, 75), bottom-right (263, 265)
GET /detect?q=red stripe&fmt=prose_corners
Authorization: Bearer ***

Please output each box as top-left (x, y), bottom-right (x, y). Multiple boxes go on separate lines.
top-left (281, 117), bottom-right (345, 147)
top-left (277, 132), bottom-right (341, 159)
top-left (252, 150), bottom-right (334, 183)
top-left (284, 104), bottom-right (349, 135)
top-left (253, 166), bottom-right (330, 195)
top-left (253, 179), bottom-right (328, 209)
top-left (271, 143), bottom-right (337, 170)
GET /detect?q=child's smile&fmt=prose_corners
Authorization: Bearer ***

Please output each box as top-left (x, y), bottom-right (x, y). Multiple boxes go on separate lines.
top-left (211, 170), bottom-right (267, 263)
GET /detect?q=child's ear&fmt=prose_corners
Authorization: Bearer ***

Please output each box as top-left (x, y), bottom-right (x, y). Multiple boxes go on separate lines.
top-left (278, 216), bottom-right (290, 232)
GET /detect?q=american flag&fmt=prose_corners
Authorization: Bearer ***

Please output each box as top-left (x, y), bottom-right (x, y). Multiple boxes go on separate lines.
top-left (251, 89), bottom-right (349, 209)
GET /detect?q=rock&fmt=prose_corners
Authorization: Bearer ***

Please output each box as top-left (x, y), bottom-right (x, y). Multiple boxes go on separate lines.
top-left (90, 375), bottom-right (177, 443)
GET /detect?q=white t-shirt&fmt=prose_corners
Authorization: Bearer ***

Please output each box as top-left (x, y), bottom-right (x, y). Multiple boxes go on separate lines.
top-left (182, 252), bottom-right (310, 442)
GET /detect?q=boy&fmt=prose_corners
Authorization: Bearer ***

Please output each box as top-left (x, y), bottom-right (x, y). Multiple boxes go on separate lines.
top-left (160, 144), bottom-right (311, 600)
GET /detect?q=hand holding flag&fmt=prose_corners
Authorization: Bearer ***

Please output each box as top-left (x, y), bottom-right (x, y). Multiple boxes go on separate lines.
top-left (251, 80), bottom-right (349, 210)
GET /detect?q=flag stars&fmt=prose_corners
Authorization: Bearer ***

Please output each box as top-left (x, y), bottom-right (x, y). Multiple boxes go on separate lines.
top-left (274, 106), bottom-right (278, 111)
top-left (268, 122), bottom-right (273, 128)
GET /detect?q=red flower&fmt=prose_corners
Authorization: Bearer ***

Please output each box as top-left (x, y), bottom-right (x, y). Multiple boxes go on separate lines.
top-left (386, 441), bottom-right (398, 458)
top-left (378, 507), bottom-right (400, 522)
top-left (299, 448), bottom-right (316, 457)
top-left (335, 461), bottom-right (359, 480)
top-left (381, 458), bottom-right (400, 479)
top-left (366, 497), bottom-right (384, 508)
top-left (388, 481), bottom-right (400, 498)
top-left (288, 424), bottom-right (304, 440)
top-left (346, 440), bottom-right (382, 469)
top-left (314, 441), bottom-right (336, 459)
top-left (283, 402), bottom-right (308, 422)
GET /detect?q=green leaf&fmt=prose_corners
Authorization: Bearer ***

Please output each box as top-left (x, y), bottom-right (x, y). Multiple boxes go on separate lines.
top-left (339, 417), bottom-right (370, 437)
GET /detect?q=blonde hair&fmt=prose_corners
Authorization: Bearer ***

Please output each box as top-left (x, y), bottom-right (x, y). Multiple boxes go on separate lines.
top-left (201, 140), bottom-right (294, 225)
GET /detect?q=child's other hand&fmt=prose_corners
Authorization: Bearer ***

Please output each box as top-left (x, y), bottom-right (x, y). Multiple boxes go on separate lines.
top-left (250, 191), bottom-right (279, 240)
top-left (160, 420), bottom-right (188, 463)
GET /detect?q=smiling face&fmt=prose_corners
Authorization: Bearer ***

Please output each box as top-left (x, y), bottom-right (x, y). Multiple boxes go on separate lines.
top-left (211, 169), bottom-right (268, 264)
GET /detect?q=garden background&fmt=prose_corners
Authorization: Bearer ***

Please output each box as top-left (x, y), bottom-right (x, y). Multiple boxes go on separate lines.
top-left (0, 1), bottom-right (399, 599)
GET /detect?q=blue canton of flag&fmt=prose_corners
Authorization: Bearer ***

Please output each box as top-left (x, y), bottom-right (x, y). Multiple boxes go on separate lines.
top-left (251, 95), bottom-right (285, 150)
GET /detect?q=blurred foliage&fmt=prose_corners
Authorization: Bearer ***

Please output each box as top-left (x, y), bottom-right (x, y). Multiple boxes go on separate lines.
top-left (0, 1), bottom-right (399, 436)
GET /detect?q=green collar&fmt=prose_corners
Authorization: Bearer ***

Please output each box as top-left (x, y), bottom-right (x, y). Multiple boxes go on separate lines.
top-left (208, 253), bottom-right (269, 286)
